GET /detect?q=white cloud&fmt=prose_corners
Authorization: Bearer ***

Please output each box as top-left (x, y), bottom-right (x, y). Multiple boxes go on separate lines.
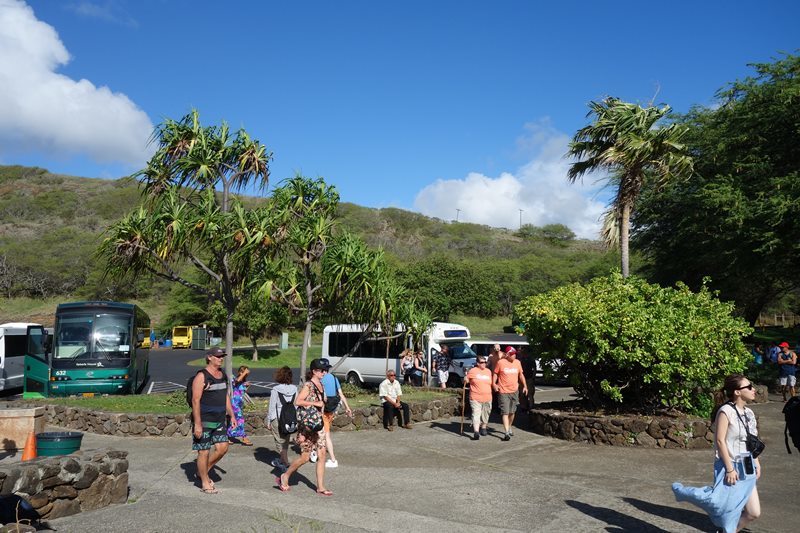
top-left (414, 119), bottom-right (608, 240)
top-left (0, 0), bottom-right (152, 167)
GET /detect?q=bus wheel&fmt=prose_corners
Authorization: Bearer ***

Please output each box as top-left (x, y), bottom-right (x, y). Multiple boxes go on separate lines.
top-left (346, 372), bottom-right (363, 388)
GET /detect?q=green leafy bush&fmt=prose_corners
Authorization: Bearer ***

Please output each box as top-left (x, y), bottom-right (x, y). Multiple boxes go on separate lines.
top-left (515, 273), bottom-right (752, 415)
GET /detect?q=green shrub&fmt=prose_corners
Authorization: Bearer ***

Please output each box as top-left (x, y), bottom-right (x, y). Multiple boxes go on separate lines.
top-left (515, 273), bottom-right (752, 415)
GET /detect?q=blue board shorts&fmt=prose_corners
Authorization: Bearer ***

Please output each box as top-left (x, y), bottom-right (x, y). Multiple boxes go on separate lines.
top-left (192, 421), bottom-right (229, 451)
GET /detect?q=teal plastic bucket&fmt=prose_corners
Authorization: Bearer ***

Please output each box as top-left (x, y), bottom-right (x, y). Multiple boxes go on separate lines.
top-left (36, 431), bottom-right (83, 456)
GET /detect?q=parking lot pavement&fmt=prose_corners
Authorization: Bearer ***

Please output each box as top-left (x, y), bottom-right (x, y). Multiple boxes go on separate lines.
top-left (34, 394), bottom-right (793, 533)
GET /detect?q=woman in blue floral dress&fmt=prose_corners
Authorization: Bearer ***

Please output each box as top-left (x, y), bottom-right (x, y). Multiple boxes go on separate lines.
top-left (227, 365), bottom-right (252, 445)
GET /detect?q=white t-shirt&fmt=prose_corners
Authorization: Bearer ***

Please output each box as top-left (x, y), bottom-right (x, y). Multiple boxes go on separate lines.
top-left (379, 379), bottom-right (403, 403)
top-left (714, 403), bottom-right (757, 458)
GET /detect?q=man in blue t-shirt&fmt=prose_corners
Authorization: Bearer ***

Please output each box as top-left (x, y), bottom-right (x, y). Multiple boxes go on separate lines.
top-left (319, 358), bottom-right (352, 468)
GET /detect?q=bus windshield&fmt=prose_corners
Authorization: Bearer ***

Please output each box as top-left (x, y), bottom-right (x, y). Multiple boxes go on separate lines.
top-left (54, 313), bottom-right (131, 362)
top-left (444, 341), bottom-right (477, 360)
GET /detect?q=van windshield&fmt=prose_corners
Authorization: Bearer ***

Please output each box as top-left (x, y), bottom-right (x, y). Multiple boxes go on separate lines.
top-left (444, 342), bottom-right (477, 360)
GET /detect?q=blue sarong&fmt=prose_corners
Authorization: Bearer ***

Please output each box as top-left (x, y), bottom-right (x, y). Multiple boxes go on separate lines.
top-left (672, 456), bottom-right (756, 533)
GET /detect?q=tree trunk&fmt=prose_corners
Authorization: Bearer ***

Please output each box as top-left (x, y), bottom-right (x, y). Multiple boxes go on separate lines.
top-left (620, 203), bottom-right (631, 278)
top-left (299, 277), bottom-right (315, 382)
top-left (225, 314), bottom-right (234, 380)
top-left (251, 335), bottom-right (259, 361)
top-left (300, 316), bottom-right (312, 383)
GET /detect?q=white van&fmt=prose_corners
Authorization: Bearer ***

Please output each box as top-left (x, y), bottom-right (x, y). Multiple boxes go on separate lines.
top-left (0, 322), bottom-right (41, 392)
top-left (469, 339), bottom-right (567, 381)
top-left (324, 322), bottom-right (476, 387)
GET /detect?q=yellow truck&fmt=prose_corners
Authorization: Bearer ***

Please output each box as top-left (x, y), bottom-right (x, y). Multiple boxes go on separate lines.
top-left (140, 328), bottom-right (152, 348)
top-left (172, 326), bottom-right (192, 349)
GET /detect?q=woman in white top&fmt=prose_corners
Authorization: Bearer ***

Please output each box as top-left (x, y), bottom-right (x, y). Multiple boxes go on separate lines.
top-left (673, 374), bottom-right (761, 533)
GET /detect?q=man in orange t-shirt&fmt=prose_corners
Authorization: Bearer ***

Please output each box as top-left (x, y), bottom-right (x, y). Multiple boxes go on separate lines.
top-left (465, 356), bottom-right (493, 440)
top-left (493, 346), bottom-right (527, 441)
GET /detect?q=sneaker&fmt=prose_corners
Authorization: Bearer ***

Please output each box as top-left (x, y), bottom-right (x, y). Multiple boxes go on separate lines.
top-left (325, 459), bottom-right (338, 468)
top-left (472, 432), bottom-right (480, 441)
top-left (387, 425), bottom-right (394, 431)
top-left (502, 433), bottom-right (511, 442)
top-left (403, 423), bottom-right (412, 430)
top-left (479, 427), bottom-right (487, 436)
top-left (270, 458), bottom-right (288, 473)
top-left (508, 428), bottom-right (514, 436)
top-left (310, 451), bottom-right (318, 463)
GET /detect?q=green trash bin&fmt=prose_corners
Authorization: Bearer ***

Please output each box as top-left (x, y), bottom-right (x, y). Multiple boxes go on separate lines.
top-left (36, 431), bottom-right (83, 456)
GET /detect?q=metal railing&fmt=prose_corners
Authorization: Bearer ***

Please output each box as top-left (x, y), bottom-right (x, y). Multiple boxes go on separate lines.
top-left (756, 313), bottom-right (800, 328)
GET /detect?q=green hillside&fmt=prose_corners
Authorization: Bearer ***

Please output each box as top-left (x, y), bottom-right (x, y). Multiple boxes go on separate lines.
top-left (0, 165), bottom-right (616, 325)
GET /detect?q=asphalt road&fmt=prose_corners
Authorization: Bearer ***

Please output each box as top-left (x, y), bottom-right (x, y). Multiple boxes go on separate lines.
top-left (145, 347), bottom-right (287, 397)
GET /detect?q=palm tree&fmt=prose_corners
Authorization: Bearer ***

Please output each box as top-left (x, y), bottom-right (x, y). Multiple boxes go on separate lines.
top-left (567, 97), bottom-right (693, 277)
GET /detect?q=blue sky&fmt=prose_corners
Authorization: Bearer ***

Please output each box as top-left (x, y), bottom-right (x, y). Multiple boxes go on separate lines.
top-left (1, 0), bottom-right (797, 238)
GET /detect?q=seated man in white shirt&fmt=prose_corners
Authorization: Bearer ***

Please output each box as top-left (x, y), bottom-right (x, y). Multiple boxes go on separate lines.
top-left (379, 370), bottom-right (412, 431)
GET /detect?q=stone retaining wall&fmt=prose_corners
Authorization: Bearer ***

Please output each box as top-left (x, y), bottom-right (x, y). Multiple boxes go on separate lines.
top-left (7, 396), bottom-right (461, 438)
top-left (529, 408), bottom-right (714, 449)
top-left (0, 449), bottom-right (128, 521)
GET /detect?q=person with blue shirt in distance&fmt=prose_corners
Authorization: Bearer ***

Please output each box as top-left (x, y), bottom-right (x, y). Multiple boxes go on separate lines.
top-left (750, 343), bottom-right (764, 366)
top-left (319, 358), bottom-right (352, 468)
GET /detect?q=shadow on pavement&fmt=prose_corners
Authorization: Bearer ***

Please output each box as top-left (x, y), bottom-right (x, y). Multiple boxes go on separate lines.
top-left (429, 420), bottom-right (470, 436)
top-left (565, 500), bottom-right (669, 533)
top-left (622, 497), bottom-right (711, 531)
top-left (253, 446), bottom-right (282, 471)
top-left (179, 461), bottom-right (225, 486)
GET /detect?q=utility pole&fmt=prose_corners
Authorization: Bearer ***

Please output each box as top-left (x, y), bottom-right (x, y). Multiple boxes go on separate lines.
top-left (519, 209), bottom-right (524, 229)
top-left (455, 208), bottom-right (461, 222)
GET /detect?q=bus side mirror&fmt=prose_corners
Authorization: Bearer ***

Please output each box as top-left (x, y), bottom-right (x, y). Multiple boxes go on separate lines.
top-left (137, 332), bottom-right (145, 344)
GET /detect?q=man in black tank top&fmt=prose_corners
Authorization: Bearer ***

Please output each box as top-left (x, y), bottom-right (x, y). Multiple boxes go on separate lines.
top-left (191, 348), bottom-right (235, 494)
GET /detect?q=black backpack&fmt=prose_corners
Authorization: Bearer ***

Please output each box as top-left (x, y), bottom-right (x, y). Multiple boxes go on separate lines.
top-left (186, 369), bottom-right (213, 407)
top-left (783, 396), bottom-right (800, 454)
top-left (277, 392), bottom-right (298, 435)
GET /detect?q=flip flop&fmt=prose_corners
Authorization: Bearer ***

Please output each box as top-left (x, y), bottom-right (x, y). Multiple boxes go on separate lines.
top-left (200, 487), bottom-right (219, 494)
top-left (240, 438), bottom-right (253, 446)
top-left (275, 476), bottom-right (290, 492)
top-left (315, 489), bottom-right (333, 497)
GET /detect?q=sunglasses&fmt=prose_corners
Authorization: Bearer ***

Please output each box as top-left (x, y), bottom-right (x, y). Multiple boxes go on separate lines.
top-left (477, 360), bottom-right (487, 364)
top-left (736, 383), bottom-right (754, 391)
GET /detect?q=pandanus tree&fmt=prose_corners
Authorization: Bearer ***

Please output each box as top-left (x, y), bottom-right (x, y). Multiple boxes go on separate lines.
top-left (98, 110), bottom-right (273, 379)
top-left (261, 175), bottom-right (340, 377)
top-left (566, 97), bottom-right (693, 277)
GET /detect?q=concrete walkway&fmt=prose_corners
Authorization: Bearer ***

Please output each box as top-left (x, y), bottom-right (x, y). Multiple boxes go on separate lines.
top-left (17, 391), bottom-right (799, 532)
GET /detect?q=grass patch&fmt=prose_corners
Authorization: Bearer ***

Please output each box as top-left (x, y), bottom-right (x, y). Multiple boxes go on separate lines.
top-left (188, 346), bottom-right (323, 368)
top-left (449, 314), bottom-right (513, 336)
top-left (26, 386), bottom-right (454, 414)
top-left (26, 391), bottom-right (192, 415)
top-left (339, 384), bottom-right (457, 407)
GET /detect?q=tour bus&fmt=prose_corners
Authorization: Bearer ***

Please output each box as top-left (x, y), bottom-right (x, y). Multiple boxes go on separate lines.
top-left (323, 322), bottom-right (477, 387)
top-left (23, 302), bottom-right (150, 398)
top-left (1, 322), bottom-right (42, 393)
top-left (171, 326), bottom-right (192, 349)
